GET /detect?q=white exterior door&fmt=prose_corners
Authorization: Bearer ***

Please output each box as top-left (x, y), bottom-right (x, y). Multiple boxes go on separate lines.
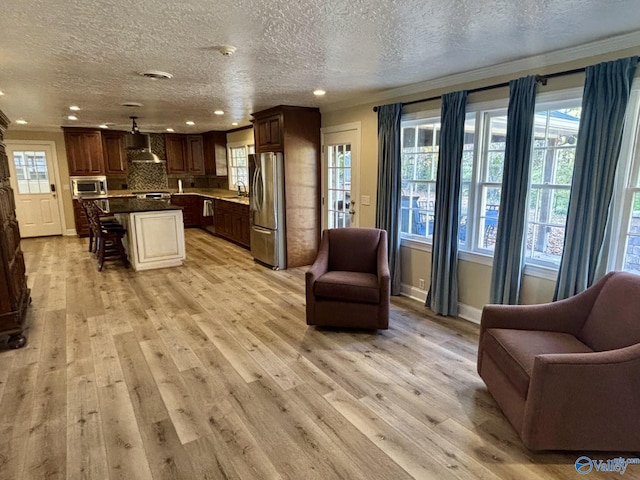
top-left (7, 143), bottom-right (62, 237)
top-left (322, 124), bottom-right (361, 230)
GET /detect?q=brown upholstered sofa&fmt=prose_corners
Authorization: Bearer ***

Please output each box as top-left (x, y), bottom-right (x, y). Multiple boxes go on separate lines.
top-left (305, 228), bottom-right (390, 329)
top-left (477, 271), bottom-right (640, 451)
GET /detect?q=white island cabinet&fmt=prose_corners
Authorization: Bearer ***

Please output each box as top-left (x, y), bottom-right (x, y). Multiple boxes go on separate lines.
top-left (99, 198), bottom-right (186, 271)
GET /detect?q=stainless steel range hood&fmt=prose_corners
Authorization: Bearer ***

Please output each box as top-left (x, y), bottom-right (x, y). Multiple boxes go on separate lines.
top-left (126, 116), bottom-right (164, 163)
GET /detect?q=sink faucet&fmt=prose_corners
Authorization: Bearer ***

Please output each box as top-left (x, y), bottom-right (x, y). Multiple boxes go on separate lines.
top-left (237, 181), bottom-right (247, 197)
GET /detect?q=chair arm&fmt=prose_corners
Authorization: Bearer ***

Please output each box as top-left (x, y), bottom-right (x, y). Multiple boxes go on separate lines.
top-left (521, 343), bottom-right (640, 450)
top-left (480, 272), bottom-right (614, 335)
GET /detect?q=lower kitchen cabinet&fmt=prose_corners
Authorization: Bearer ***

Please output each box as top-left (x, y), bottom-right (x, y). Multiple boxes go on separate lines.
top-left (73, 199), bottom-right (91, 237)
top-left (170, 195), bottom-right (201, 227)
top-left (214, 199), bottom-right (249, 248)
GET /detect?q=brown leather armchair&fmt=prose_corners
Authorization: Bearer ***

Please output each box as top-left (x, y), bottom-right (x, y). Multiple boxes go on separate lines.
top-left (477, 271), bottom-right (640, 451)
top-left (305, 228), bottom-right (390, 329)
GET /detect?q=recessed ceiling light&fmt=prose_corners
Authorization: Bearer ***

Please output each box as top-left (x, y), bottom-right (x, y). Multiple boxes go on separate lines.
top-left (231, 122), bottom-right (238, 126)
top-left (139, 70), bottom-right (173, 80)
top-left (166, 128), bottom-right (174, 132)
top-left (313, 89), bottom-right (326, 96)
top-left (68, 115), bottom-right (78, 121)
top-left (69, 105), bottom-right (80, 111)
top-left (99, 124), bottom-right (109, 129)
top-left (0, 91), bottom-right (5, 96)
top-left (214, 110), bottom-right (224, 115)
top-left (16, 119), bottom-right (27, 124)
top-left (185, 121), bottom-right (195, 126)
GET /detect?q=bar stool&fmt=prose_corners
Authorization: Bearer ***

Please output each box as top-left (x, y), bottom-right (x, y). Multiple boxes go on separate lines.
top-left (79, 199), bottom-right (120, 254)
top-left (85, 201), bottom-right (129, 271)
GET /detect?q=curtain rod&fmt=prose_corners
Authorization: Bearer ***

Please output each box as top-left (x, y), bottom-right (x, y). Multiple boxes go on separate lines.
top-left (372, 66), bottom-right (587, 112)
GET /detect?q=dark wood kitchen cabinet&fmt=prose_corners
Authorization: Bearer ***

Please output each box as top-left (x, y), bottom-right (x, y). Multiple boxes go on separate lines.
top-left (214, 199), bottom-right (249, 248)
top-left (165, 134), bottom-right (188, 174)
top-left (102, 130), bottom-right (128, 176)
top-left (171, 194), bottom-right (202, 227)
top-left (251, 105), bottom-right (320, 267)
top-left (254, 113), bottom-right (283, 153)
top-left (203, 131), bottom-right (228, 176)
top-left (165, 134), bottom-right (205, 175)
top-left (186, 135), bottom-right (205, 175)
top-left (0, 110), bottom-right (30, 348)
top-left (72, 199), bottom-right (91, 237)
top-left (63, 127), bottom-right (105, 175)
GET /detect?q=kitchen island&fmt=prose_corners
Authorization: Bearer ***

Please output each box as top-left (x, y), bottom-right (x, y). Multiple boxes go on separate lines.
top-left (98, 198), bottom-right (185, 271)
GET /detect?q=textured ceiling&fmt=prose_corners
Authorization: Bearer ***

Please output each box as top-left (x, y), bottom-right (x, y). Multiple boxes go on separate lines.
top-left (0, 0), bottom-right (638, 133)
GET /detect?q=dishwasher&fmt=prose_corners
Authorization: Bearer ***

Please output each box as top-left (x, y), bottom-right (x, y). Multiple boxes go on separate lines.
top-left (202, 199), bottom-right (215, 234)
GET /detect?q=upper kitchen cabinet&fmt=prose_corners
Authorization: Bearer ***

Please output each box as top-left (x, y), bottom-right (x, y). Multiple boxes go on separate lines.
top-left (165, 134), bottom-right (188, 174)
top-left (63, 128), bottom-right (104, 175)
top-left (254, 112), bottom-right (283, 152)
top-left (101, 130), bottom-right (128, 176)
top-left (165, 134), bottom-right (205, 175)
top-left (202, 131), bottom-right (227, 176)
top-left (186, 135), bottom-right (204, 175)
top-left (251, 105), bottom-right (321, 268)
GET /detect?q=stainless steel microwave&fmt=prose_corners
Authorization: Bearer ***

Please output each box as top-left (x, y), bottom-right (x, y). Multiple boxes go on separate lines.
top-left (70, 176), bottom-right (107, 198)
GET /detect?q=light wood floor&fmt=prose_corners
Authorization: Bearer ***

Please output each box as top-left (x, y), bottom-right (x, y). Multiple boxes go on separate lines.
top-left (0, 229), bottom-right (622, 479)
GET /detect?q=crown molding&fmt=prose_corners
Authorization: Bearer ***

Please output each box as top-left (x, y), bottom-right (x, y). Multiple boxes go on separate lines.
top-left (322, 30), bottom-right (640, 113)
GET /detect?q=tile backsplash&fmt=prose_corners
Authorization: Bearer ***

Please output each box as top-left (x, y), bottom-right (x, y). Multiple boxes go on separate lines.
top-left (128, 161), bottom-right (169, 191)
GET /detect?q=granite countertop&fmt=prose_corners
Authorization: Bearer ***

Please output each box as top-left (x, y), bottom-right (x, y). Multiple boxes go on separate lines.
top-left (107, 188), bottom-right (250, 205)
top-left (99, 198), bottom-right (183, 214)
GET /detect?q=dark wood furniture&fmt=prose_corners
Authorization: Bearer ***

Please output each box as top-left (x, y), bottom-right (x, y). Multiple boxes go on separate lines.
top-left (73, 199), bottom-right (92, 237)
top-left (63, 127), bottom-right (105, 175)
top-left (251, 105), bottom-right (321, 267)
top-left (0, 110), bottom-right (30, 348)
top-left (165, 134), bottom-right (205, 175)
top-left (82, 200), bottom-right (129, 271)
top-left (102, 130), bottom-right (128, 175)
top-left (254, 112), bottom-right (283, 152)
top-left (171, 194), bottom-right (202, 227)
top-left (203, 131), bottom-right (228, 176)
top-left (214, 198), bottom-right (250, 248)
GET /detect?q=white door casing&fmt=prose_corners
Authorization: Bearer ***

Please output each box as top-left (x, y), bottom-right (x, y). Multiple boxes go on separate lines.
top-left (6, 141), bottom-right (63, 237)
top-left (321, 123), bottom-right (361, 230)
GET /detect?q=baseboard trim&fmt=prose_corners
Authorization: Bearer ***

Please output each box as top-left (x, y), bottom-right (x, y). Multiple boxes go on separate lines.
top-left (457, 303), bottom-right (482, 325)
top-left (64, 229), bottom-right (77, 236)
top-left (399, 283), bottom-right (482, 325)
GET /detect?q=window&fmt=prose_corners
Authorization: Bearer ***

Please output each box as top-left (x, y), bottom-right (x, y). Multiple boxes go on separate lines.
top-left (13, 151), bottom-right (51, 194)
top-left (228, 143), bottom-right (254, 192)
top-left (525, 102), bottom-right (581, 267)
top-left (475, 111), bottom-right (507, 252)
top-left (616, 92), bottom-right (640, 274)
top-left (400, 119), bottom-right (440, 240)
top-left (400, 94), bottom-right (582, 273)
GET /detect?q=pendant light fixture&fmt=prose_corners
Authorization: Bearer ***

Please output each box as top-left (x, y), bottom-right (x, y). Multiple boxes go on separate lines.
top-left (126, 116), bottom-right (163, 163)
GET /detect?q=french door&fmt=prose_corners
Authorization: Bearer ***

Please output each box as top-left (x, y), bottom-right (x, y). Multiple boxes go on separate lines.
top-left (322, 124), bottom-right (361, 229)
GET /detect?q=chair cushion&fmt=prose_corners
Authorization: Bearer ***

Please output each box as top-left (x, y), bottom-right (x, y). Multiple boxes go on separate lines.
top-left (327, 228), bottom-right (381, 274)
top-left (579, 272), bottom-right (640, 351)
top-left (483, 328), bottom-right (593, 397)
top-left (314, 271), bottom-right (380, 304)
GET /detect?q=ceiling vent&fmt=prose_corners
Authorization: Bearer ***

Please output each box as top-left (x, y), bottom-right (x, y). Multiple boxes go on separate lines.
top-left (121, 101), bottom-right (143, 108)
top-left (139, 70), bottom-right (173, 80)
top-left (126, 116), bottom-right (163, 163)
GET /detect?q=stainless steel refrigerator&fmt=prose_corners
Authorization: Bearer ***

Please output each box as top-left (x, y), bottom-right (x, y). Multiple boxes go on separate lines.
top-left (250, 152), bottom-right (286, 269)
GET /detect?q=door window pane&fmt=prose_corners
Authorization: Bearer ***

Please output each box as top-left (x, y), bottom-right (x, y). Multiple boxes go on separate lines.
top-left (327, 143), bottom-right (352, 229)
top-left (13, 151), bottom-right (50, 194)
